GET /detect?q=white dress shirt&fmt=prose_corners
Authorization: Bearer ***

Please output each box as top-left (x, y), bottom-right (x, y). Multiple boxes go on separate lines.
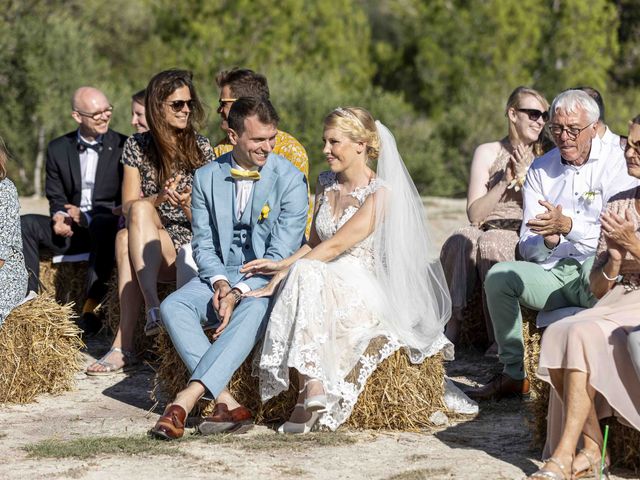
top-left (210, 157), bottom-right (259, 293)
top-left (601, 125), bottom-right (622, 149)
top-left (78, 133), bottom-right (100, 214)
top-left (55, 132), bottom-right (100, 224)
top-left (519, 135), bottom-right (639, 269)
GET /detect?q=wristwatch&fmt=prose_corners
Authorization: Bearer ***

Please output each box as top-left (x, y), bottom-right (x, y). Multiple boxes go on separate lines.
top-left (230, 288), bottom-right (243, 304)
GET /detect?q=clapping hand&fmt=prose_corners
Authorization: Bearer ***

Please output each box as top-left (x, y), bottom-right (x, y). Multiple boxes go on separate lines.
top-left (600, 209), bottom-right (638, 260)
top-left (505, 144), bottom-right (531, 187)
top-left (526, 200), bottom-right (572, 247)
top-left (157, 174), bottom-right (184, 206)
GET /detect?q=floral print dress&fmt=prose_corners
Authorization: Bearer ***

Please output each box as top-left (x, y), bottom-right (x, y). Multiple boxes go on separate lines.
top-left (121, 132), bottom-right (215, 251)
top-left (0, 178), bottom-right (28, 326)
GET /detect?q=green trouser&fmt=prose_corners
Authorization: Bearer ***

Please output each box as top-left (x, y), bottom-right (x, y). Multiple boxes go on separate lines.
top-left (484, 257), bottom-right (596, 380)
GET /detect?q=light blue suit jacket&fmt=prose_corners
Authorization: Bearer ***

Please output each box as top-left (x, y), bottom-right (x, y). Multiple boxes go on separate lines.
top-left (190, 151), bottom-right (308, 291)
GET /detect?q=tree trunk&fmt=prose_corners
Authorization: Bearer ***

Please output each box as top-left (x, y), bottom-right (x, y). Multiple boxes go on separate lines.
top-left (32, 124), bottom-right (45, 197)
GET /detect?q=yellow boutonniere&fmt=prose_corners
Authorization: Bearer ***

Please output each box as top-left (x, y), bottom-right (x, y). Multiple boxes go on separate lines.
top-left (582, 190), bottom-right (600, 204)
top-left (258, 203), bottom-right (270, 222)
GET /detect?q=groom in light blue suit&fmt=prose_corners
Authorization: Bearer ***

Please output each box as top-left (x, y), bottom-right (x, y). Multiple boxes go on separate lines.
top-left (156, 97), bottom-right (308, 437)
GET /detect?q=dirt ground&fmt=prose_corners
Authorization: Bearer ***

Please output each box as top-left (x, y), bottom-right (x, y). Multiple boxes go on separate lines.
top-left (2, 197), bottom-right (632, 480)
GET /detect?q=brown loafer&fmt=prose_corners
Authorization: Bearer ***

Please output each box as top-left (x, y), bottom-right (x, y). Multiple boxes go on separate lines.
top-left (198, 403), bottom-right (253, 435)
top-left (149, 404), bottom-right (187, 440)
top-left (465, 373), bottom-right (530, 402)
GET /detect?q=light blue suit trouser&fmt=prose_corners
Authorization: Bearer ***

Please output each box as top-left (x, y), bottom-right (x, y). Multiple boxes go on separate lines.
top-left (160, 276), bottom-right (270, 398)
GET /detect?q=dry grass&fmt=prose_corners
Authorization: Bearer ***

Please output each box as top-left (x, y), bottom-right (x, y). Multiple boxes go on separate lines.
top-left (39, 258), bottom-right (88, 314)
top-left (153, 331), bottom-right (448, 430)
top-left (23, 435), bottom-right (178, 459)
top-left (0, 294), bottom-right (83, 404)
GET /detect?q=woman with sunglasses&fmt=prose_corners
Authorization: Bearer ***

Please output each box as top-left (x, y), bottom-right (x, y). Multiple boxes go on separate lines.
top-left (441, 86), bottom-right (549, 351)
top-left (87, 69), bottom-right (214, 375)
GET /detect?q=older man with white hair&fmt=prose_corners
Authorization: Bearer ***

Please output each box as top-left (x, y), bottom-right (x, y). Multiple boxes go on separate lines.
top-left (467, 89), bottom-right (639, 401)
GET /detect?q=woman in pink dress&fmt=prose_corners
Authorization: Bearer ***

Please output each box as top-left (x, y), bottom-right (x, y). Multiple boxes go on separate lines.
top-left (530, 116), bottom-right (640, 479)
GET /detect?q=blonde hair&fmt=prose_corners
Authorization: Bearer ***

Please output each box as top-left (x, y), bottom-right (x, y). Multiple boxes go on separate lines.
top-left (506, 86), bottom-right (550, 157)
top-left (0, 136), bottom-right (8, 181)
top-left (324, 107), bottom-right (380, 161)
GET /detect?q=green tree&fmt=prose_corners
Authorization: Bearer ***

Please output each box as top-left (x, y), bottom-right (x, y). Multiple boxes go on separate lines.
top-left (538, 0), bottom-right (619, 95)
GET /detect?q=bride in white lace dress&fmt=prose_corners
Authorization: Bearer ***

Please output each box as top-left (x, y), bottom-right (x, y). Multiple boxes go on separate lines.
top-left (243, 107), bottom-right (456, 432)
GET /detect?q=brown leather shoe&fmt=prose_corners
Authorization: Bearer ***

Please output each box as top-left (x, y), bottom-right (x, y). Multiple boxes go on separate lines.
top-left (465, 373), bottom-right (530, 401)
top-left (149, 404), bottom-right (187, 440)
top-left (198, 403), bottom-right (253, 435)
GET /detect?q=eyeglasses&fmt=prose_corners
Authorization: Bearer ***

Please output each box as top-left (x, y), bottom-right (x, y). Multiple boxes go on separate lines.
top-left (517, 108), bottom-right (549, 122)
top-left (218, 98), bottom-right (237, 109)
top-left (164, 99), bottom-right (195, 112)
top-left (548, 122), bottom-right (594, 140)
top-left (75, 106), bottom-right (113, 121)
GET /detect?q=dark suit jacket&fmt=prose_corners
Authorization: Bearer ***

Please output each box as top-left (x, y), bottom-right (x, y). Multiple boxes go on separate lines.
top-left (45, 129), bottom-right (126, 224)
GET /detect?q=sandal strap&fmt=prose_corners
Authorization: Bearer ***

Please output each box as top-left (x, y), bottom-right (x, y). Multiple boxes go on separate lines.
top-left (147, 307), bottom-right (161, 322)
top-left (298, 377), bottom-right (323, 393)
top-left (577, 448), bottom-right (597, 471)
top-left (542, 457), bottom-right (569, 479)
top-left (110, 346), bottom-right (137, 360)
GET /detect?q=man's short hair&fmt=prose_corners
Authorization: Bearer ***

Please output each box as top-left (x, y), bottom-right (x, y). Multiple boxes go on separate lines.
top-left (550, 90), bottom-right (600, 124)
top-left (575, 86), bottom-right (605, 122)
top-left (215, 68), bottom-right (270, 99)
top-left (228, 96), bottom-right (279, 135)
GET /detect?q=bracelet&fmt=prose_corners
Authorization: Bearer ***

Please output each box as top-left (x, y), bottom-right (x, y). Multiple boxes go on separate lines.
top-left (601, 269), bottom-right (623, 283)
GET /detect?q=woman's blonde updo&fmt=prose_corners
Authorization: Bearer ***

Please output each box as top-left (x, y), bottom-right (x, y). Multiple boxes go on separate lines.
top-left (324, 107), bottom-right (380, 162)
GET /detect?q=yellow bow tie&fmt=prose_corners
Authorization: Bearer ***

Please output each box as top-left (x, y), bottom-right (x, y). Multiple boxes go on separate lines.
top-left (230, 168), bottom-right (260, 181)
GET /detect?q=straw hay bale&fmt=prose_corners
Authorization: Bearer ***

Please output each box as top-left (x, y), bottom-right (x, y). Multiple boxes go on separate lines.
top-left (345, 350), bottom-right (446, 430)
top-left (607, 422), bottom-right (640, 473)
top-left (457, 286), bottom-right (489, 348)
top-left (0, 294), bottom-right (83, 404)
top-left (103, 274), bottom-right (175, 356)
top-left (39, 257), bottom-right (88, 314)
top-left (522, 307), bottom-right (549, 449)
top-left (153, 331), bottom-right (447, 430)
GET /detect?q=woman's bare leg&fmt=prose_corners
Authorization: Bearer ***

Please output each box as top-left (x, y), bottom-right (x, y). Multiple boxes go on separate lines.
top-left (285, 371), bottom-right (324, 423)
top-left (87, 229), bottom-right (144, 373)
top-left (534, 369), bottom-right (594, 478)
top-left (572, 401), bottom-right (605, 476)
top-left (127, 200), bottom-right (176, 309)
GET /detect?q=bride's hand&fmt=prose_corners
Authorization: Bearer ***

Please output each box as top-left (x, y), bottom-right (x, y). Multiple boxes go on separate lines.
top-left (240, 258), bottom-right (285, 277)
top-left (243, 269), bottom-right (288, 298)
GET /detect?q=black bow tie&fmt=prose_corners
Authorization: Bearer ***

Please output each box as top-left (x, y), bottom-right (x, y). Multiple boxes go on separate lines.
top-left (77, 140), bottom-right (103, 153)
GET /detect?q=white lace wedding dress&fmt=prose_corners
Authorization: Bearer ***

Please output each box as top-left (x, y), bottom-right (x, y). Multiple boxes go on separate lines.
top-left (258, 171), bottom-right (461, 430)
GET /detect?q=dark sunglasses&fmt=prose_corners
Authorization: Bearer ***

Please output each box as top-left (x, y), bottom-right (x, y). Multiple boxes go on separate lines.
top-left (164, 99), bottom-right (195, 112)
top-left (517, 108), bottom-right (549, 122)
